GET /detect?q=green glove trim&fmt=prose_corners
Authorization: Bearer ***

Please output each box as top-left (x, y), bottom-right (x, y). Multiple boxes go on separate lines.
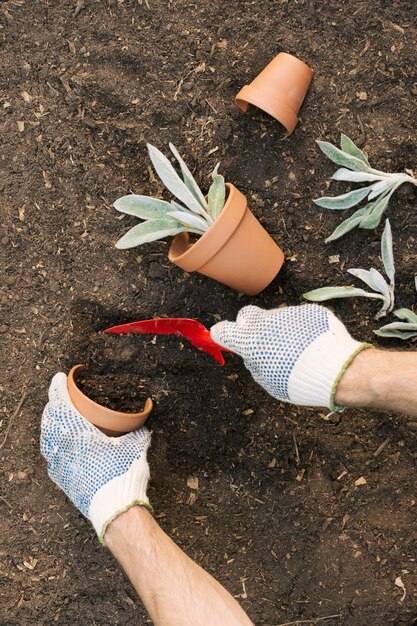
top-left (329, 343), bottom-right (374, 412)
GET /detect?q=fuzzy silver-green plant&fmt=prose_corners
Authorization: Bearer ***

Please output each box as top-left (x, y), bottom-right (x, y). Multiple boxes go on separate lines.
top-left (375, 276), bottom-right (417, 340)
top-left (314, 134), bottom-right (417, 242)
top-left (304, 219), bottom-right (395, 320)
top-left (114, 144), bottom-right (226, 248)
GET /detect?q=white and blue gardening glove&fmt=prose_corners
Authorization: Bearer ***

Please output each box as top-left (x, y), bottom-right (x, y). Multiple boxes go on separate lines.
top-left (211, 304), bottom-right (372, 412)
top-left (41, 373), bottom-right (152, 545)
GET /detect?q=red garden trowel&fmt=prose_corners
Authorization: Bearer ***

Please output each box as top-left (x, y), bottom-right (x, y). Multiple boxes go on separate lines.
top-left (104, 318), bottom-right (232, 366)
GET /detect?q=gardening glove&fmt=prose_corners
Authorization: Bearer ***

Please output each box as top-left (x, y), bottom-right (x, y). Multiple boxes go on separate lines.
top-left (41, 373), bottom-right (152, 545)
top-left (211, 304), bottom-right (372, 412)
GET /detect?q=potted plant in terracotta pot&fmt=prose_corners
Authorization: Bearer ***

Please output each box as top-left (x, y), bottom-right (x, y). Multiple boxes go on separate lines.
top-left (67, 364), bottom-right (153, 437)
top-left (113, 144), bottom-right (284, 296)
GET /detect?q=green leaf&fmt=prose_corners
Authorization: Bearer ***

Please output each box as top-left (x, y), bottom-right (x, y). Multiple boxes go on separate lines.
top-left (394, 308), bottom-right (417, 324)
top-left (169, 143), bottom-right (208, 210)
top-left (368, 179), bottom-right (392, 201)
top-left (374, 321), bottom-right (417, 340)
top-left (347, 268), bottom-right (381, 293)
top-left (316, 140), bottom-right (370, 172)
top-left (113, 195), bottom-right (172, 219)
top-left (207, 163), bottom-right (226, 220)
top-left (167, 210), bottom-right (209, 233)
top-left (325, 206), bottom-right (370, 242)
top-left (115, 219), bottom-right (185, 249)
top-left (359, 193), bottom-right (391, 229)
top-left (381, 219), bottom-right (395, 284)
top-left (147, 144), bottom-right (210, 218)
top-left (303, 286), bottom-right (384, 303)
top-left (369, 268), bottom-right (391, 301)
top-left (314, 186), bottom-right (371, 210)
top-left (332, 168), bottom-right (381, 183)
top-left (340, 134), bottom-right (370, 166)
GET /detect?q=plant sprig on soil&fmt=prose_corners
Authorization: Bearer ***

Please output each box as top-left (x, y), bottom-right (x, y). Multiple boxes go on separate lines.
top-left (114, 143), bottom-right (226, 249)
top-left (304, 219), bottom-right (395, 319)
top-left (315, 134), bottom-right (417, 242)
top-left (375, 276), bottom-right (417, 340)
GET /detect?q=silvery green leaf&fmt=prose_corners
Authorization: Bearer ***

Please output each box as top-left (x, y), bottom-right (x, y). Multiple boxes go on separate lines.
top-left (147, 144), bottom-right (209, 217)
top-left (325, 206), bottom-right (369, 242)
top-left (167, 210), bottom-right (209, 233)
top-left (369, 268), bottom-right (391, 301)
top-left (169, 143), bottom-right (208, 210)
top-left (359, 193), bottom-right (390, 229)
top-left (394, 308), bottom-right (417, 324)
top-left (115, 219), bottom-right (185, 249)
top-left (303, 286), bottom-right (384, 302)
top-left (347, 268), bottom-right (380, 292)
top-left (374, 321), bottom-right (417, 339)
top-left (340, 134), bottom-right (370, 166)
top-left (314, 186), bottom-right (371, 209)
top-left (170, 200), bottom-right (193, 214)
top-left (113, 195), bottom-right (171, 219)
top-left (332, 168), bottom-right (381, 183)
top-left (207, 163), bottom-right (226, 220)
top-left (381, 219), bottom-right (395, 284)
top-left (316, 140), bottom-right (370, 172)
top-left (368, 179), bottom-right (392, 201)
top-left (374, 328), bottom-right (417, 339)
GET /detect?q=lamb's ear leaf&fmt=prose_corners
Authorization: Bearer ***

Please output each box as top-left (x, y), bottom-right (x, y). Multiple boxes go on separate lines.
top-left (325, 206), bottom-right (369, 242)
top-left (359, 194), bottom-right (390, 229)
top-left (168, 143), bottom-right (208, 209)
top-left (369, 268), bottom-right (391, 302)
top-left (303, 286), bottom-right (384, 302)
top-left (340, 134), bottom-right (370, 166)
top-left (368, 179), bottom-right (392, 201)
top-left (147, 143), bottom-right (208, 216)
top-left (331, 168), bottom-right (381, 183)
top-left (113, 195), bottom-right (171, 219)
top-left (381, 219), bottom-right (395, 284)
top-left (316, 140), bottom-right (370, 172)
top-left (115, 219), bottom-right (185, 249)
top-left (393, 308), bottom-right (417, 324)
top-left (207, 163), bottom-right (226, 220)
top-left (347, 268), bottom-right (380, 292)
top-left (167, 210), bottom-right (209, 233)
top-left (374, 322), bottom-right (417, 340)
top-left (314, 186), bottom-right (371, 209)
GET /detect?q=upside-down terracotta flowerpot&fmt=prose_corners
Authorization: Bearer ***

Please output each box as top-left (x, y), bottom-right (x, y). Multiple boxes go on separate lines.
top-left (67, 364), bottom-right (153, 437)
top-left (168, 183), bottom-right (284, 296)
top-left (235, 52), bottom-right (313, 135)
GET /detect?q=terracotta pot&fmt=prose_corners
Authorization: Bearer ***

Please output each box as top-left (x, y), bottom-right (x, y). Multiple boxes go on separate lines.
top-left (235, 52), bottom-right (313, 135)
top-left (168, 183), bottom-right (284, 296)
top-left (67, 364), bottom-right (153, 437)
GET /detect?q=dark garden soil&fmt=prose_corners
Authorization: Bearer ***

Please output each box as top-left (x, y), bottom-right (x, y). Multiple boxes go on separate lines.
top-left (1, 1), bottom-right (417, 624)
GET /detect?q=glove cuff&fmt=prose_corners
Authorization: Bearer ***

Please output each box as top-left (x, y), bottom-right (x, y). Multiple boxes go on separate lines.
top-left (287, 320), bottom-right (373, 410)
top-left (88, 455), bottom-right (152, 545)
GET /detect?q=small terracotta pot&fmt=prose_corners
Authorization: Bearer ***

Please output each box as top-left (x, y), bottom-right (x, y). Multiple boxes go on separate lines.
top-left (168, 183), bottom-right (284, 296)
top-left (235, 52), bottom-right (313, 135)
top-left (67, 364), bottom-right (153, 437)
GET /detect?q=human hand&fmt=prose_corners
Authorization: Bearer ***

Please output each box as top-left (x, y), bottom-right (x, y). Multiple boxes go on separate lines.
top-left (211, 304), bottom-right (372, 411)
top-left (41, 373), bottom-right (152, 544)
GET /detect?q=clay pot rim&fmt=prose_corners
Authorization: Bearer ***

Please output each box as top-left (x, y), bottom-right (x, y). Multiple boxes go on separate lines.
top-left (67, 364), bottom-right (153, 435)
top-left (235, 84), bottom-right (299, 135)
top-left (168, 182), bottom-right (247, 271)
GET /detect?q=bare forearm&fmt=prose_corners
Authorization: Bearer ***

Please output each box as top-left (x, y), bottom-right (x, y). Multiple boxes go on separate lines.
top-left (335, 349), bottom-right (417, 417)
top-left (106, 506), bottom-right (254, 626)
